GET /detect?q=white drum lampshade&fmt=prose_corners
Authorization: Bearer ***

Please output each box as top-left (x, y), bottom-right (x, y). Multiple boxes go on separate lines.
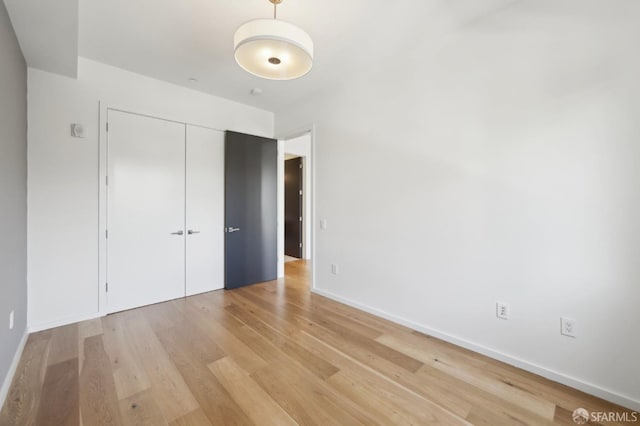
top-left (234, 6), bottom-right (313, 80)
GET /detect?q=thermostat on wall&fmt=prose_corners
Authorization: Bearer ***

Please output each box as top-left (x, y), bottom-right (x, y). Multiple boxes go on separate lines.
top-left (71, 123), bottom-right (86, 138)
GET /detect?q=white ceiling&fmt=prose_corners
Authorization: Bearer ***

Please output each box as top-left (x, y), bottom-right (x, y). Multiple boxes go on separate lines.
top-left (9, 0), bottom-right (629, 112)
top-left (78, 0), bottom-right (460, 112)
top-left (4, 0), bottom-right (78, 78)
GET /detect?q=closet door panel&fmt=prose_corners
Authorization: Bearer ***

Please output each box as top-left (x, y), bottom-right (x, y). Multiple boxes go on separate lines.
top-left (107, 110), bottom-right (186, 313)
top-left (186, 125), bottom-right (224, 295)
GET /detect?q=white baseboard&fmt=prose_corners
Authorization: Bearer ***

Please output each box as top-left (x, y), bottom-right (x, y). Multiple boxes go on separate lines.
top-left (28, 311), bottom-right (103, 333)
top-left (0, 329), bottom-right (29, 410)
top-left (312, 287), bottom-right (640, 412)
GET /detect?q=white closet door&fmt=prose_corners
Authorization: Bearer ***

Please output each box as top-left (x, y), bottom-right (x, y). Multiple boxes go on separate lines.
top-left (185, 125), bottom-right (224, 295)
top-left (107, 110), bottom-right (186, 313)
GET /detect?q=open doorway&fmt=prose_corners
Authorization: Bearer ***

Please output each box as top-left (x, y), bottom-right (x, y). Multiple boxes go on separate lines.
top-left (278, 131), bottom-right (313, 274)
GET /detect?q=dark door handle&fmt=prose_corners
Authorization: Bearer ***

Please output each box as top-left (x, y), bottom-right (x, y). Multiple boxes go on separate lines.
top-left (171, 230), bottom-right (184, 235)
top-left (187, 230), bottom-right (200, 235)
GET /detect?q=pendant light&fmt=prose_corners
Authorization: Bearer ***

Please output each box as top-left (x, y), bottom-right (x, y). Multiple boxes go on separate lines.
top-left (234, 0), bottom-right (314, 80)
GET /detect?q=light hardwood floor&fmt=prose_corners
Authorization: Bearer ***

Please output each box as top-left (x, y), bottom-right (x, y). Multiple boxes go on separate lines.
top-left (0, 260), bottom-right (633, 425)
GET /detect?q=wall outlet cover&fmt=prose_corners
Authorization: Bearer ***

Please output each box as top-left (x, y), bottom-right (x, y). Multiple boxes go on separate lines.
top-left (561, 317), bottom-right (576, 338)
top-left (496, 302), bottom-right (509, 320)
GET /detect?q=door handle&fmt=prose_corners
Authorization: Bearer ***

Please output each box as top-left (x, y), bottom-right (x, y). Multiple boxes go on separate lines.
top-left (187, 230), bottom-right (200, 235)
top-left (171, 230), bottom-right (184, 235)
top-left (226, 227), bottom-right (240, 233)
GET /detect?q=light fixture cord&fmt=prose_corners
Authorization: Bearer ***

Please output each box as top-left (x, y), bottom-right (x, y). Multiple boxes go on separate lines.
top-left (273, 1), bottom-right (277, 19)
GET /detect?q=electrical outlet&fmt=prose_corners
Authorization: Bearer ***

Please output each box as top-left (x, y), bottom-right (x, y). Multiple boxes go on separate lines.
top-left (320, 219), bottom-right (327, 230)
top-left (561, 317), bottom-right (576, 338)
top-left (9, 310), bottom-right (14, 330)
top-left (331, 264), bottom-right (339, 275)
top-left (496, 302), bottom-right (509, 320)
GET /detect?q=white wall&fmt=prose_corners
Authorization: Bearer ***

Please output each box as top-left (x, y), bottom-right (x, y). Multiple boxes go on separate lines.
top-left (28, 57), bottom-right (274, 330)
top-left (283, 133), bottom-right (312, 260)
top-left (0, 0), bottom-right (28, 407)
top-left (275, 3), bottom-right (640, 410)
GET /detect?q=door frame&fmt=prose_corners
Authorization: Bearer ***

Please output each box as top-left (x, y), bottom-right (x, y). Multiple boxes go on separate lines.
top-left (276, 125), bottom-right (317, 290)
top-left (98, 102), bottom-right (226, 315)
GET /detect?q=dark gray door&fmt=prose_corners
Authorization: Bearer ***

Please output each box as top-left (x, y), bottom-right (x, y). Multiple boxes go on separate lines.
top-left (224, 131), bottom-right (278, 289)
top-left (284, 157), bottom-right (303, 258)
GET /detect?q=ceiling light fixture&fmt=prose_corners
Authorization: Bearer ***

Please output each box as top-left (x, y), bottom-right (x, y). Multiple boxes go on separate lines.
top-left (234, 0), bottom-right (313, 80)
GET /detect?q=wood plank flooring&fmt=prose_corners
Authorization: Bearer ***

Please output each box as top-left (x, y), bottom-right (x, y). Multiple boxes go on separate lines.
top-left (0, 260), bottom-right (634, 425)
